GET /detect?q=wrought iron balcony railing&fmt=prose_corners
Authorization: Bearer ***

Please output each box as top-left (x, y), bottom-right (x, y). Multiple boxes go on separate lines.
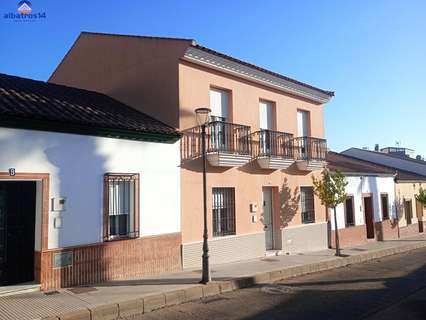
top-left (251, 130), bottom-right (294, 159)
top-left (181, 121), bottom-right (251, 161)
top-left (293, 136), bottom-right (327, 161)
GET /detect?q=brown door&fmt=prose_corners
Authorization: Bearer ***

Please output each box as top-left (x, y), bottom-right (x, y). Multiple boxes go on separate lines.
top-left (0, 181), bottom-right (37, 285)
top-left (416, 200), bottom-right (424, 233)
top-left (405, 200), bottom-right (413, 225)
top-left (364, 197), bottom-right (375, 239)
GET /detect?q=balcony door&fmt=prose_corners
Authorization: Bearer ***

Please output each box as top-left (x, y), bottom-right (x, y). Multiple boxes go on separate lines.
top-left (297, 110), bottom-right (309, 137)
top-left (297, 110), bottom-right (310, 158)
top-left (209, 88), bottom-right (229, 151)
top-left (259, 101), bottom-right (273, 155)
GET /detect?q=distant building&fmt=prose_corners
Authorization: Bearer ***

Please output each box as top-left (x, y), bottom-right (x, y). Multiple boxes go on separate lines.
top-left (380, 147), bottom-right (415, 158)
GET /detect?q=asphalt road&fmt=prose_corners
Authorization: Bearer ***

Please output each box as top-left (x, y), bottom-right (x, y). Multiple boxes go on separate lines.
top-left (130, 247), bottom-right (426, 320)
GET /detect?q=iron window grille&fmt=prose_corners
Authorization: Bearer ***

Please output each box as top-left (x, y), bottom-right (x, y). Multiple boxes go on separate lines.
top-left (300, 187), bottom-right (315, 224)
top-left (104, 173), bottom-right (139, 241)
top-left (345, 196), bottom-right (355, 227)
top-left (381, 194), bottom-right (389, 220)
top-left (212, 187), bottom-right (236, 237)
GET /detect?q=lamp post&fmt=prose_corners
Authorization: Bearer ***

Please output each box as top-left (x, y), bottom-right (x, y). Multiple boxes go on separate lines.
top-left (195, 107), bottom-right (211, 284)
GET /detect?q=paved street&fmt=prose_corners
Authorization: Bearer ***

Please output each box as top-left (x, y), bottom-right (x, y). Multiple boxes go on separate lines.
top-left (132, 247), bottom-right (426, 320)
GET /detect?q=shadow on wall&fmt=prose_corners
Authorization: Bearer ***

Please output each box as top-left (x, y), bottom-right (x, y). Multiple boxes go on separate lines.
top-left (45, 135), bottom-right (107, 249)
top-left (279, 177), bottom-right (300, 228)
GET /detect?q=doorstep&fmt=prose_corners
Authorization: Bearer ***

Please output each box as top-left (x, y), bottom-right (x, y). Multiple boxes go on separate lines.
top-left (0, 282), bottom-right (40, 297)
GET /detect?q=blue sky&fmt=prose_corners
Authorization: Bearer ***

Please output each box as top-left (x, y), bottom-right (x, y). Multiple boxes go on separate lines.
top-left (1, 0), bottom-right (425, 156)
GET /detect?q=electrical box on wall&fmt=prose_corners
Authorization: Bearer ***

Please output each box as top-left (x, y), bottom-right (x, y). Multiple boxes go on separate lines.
top-left (52, 197), bottom-right (66, 212)
top-left (250, 202), bottom-right (258, 213)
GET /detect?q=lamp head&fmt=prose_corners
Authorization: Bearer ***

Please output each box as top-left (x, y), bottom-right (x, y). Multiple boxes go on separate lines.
top-left (195, 107), bottom-right (211, 126)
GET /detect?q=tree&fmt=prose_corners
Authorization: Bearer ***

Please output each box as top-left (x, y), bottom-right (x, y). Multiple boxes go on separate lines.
top-left (416, 187), bottom-right (426, 207)
top-left (312, 170), bottom-right (348, 256)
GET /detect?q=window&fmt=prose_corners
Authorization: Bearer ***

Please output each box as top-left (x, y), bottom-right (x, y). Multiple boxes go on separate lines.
top-left (344, 196), bottom-right (355, 227)
top-left (381, 194), bottom-right (389, 220)
top-left (297, 110), bottom-right (310, 137)
top-left (209, 88), bottom-right (229, 121)
top-left (300, 187), bottom-right (315, 224)
top-left (104, 174), bottom-right (139, 240)
top-left (212, 188), bottom-right (236, 237)
top-left (259, 100), bottom-right (273, 131)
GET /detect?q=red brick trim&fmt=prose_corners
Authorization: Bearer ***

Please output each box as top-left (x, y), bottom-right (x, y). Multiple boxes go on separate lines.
top-left (41, 232), bottom-right (182, 290)
top-left (375, 220), bottom-right (399, 241)
top-left (331, 224), bottom-right (367, 248)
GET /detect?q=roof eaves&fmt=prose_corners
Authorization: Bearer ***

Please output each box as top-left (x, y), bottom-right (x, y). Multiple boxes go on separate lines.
top-left (192, 44), bottom-right (334, 98)
top-left (0, 115), bottom-right (181, 143)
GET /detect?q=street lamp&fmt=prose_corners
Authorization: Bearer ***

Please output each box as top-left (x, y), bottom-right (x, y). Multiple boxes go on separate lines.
top-left (195, 107), bottom-right (211, 284)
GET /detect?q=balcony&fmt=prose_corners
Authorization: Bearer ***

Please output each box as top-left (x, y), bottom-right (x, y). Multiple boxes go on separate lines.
top-left (181, 121), bottom-right (252, 167)
top-left (293, 136), bottom-right (327, 171)
top-left (251, 130), bottom-right (294, 169)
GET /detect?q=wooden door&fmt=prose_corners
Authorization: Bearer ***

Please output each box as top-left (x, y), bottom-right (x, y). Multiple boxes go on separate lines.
top-left (0, 181), bottom-right (36, 285)
top-left (416, 200), bottom-right (424, 232)
top-left (364, 197), bottom-right (375, 239)
top-left (405, 200), bottom-right (413, 225)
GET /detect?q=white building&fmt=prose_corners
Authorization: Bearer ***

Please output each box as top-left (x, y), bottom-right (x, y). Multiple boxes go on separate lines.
top-left (326, 152), bottom-right (398, 248)
top-left (0, 73), bottom-right (181, 290)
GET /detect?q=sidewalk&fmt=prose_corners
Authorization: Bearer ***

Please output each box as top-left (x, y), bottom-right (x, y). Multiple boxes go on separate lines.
top-left (1, 234), bottom-right (426, 320)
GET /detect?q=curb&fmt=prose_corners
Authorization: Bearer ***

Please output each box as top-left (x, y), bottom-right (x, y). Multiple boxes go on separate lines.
top-left (46, 241), bottom-right (426, 320)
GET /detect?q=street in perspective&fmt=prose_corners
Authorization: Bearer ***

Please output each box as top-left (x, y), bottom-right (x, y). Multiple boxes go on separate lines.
top-left (130, 247), bottom-right (426, 320)
top-left (0, 1), bottom-right (426, 320)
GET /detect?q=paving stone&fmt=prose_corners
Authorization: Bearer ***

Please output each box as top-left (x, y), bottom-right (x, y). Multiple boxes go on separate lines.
top-left (143, 294), bottom-right (166, 312)
top-left (165, 290), bottom-right (185, 306)
top-left (59, 309), bottom-right (91, 320)
top-left (219, 281), bottom-right (233, 293)
top-left (202, 283), bottom-right (220, 297)
top-left (253, 272), bottom-right (270, 284)
top-left (89, 303), bottom-right (118, 320)
top-left (183, 286), bottom-right (203, 302)
top-left (118, 299), bottom-right (144, 318)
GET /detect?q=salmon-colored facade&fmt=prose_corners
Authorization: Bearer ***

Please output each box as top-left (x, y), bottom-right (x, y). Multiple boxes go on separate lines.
top-left (50, 32), bottom-right (334, 268)
top-left (179, 61), bottom-right (325, 240)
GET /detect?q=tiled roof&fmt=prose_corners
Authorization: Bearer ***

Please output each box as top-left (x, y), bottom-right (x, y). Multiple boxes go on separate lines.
top-left (342, 148), bottom-right (426, 178)
top-left (0, 73), bottom-right (180, 141)
top-left (326, 151), bottom-right (395, 175)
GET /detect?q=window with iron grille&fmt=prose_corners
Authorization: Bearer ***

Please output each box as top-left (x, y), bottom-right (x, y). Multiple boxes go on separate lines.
top-left (300, 187), bottom-right (315, 224)
top-left (212, 188), bottom-right (236, 237)
top-left (381, 194), bottom-right (389, 220)
top-left (104, 174), bottom-right (139, 241)
top-left (345, 196), bottom-right (355, 227)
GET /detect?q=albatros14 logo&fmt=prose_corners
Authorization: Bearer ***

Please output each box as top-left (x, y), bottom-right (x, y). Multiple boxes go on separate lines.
top-left (4, 1), bottom-right (47, 21)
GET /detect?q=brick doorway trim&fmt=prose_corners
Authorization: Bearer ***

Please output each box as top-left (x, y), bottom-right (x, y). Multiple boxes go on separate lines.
top-left (0, 172), bottom-right (50, 285)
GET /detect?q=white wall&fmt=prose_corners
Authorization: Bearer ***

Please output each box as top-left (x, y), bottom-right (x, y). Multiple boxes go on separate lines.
top-left (0, 127), bottom-right (181, 249)
top-left (331, 175), bottom-right (396, 230)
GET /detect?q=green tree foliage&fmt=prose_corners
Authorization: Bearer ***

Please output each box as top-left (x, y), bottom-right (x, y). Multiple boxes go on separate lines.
top-left (416, 187), bottom-right (426, 206)
top-left (312, 170), bottom-right (348, 256)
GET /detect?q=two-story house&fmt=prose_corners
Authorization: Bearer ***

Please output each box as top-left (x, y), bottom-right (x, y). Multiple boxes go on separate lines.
top-left (49, 32), bottom-right (334, 268)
